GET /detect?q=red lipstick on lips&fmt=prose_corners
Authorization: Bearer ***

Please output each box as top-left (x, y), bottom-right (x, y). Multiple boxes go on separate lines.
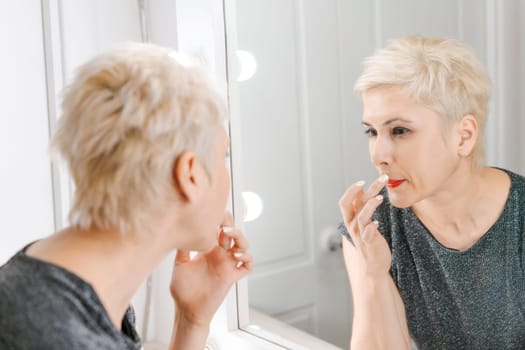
top-left (387, 179), bottom-right (405, 189)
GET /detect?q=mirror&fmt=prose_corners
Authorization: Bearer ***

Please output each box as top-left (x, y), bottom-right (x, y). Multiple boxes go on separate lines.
top-left (224, 0), bottom-right (525, 348)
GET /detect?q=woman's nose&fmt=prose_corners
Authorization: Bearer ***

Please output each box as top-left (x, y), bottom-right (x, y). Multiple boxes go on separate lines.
top-left (370, 135), bottom-right (393, 167)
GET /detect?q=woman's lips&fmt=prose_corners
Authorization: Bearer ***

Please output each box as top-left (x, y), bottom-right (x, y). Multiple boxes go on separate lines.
top-left (387, 179), bottom-right (405, 189)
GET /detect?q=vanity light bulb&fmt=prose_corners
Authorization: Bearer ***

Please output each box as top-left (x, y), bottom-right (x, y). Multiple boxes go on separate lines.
top-left (236, 50), bottom-right (257, 81)
top-left (242, 191), bottom-right (263, 222)
top-left (168, 51), bottom-right (196, 67)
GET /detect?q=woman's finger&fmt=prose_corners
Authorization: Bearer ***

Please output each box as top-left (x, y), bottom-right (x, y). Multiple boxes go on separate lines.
top-left (351, 174), bottom-right (387, 221)
top-left (221, 226), bottom-right (250, 251)
top-left (361, 220), bottom-right (379, 244)
top-left (231, 249), bottom-right (252, 261)
top-left (363, 174), bottom-right (388, 201)
top-left (357, 194), bottom-right (384, 235)
top-left (339, 180), bottom-right (366, 226)
top-left (174, 249), bottom-right (191, 265)
top-left (218, 228), bottom-right (234, 250)
top-left (217, 212), bottom-right (236, 249)
top-left (233, 251), bottom-right (253, 271)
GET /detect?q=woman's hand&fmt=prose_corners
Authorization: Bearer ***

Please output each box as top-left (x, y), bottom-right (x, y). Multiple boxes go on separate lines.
top-left (169, 212), bottom-right (253, 328)
top-left (339, 175), bottom-right (391, 278)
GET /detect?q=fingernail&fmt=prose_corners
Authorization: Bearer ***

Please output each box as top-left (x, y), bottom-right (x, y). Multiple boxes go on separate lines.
top-left (355, 180), bottom-right (365, 187)
top-left (233, 252), bottom-right (243, 258)
top-left (376, 195), bottom-right (383, 201)
top-left (222, 226), bottom-right (233, 233)
top-left (378, 174), bottom-right (389, 183)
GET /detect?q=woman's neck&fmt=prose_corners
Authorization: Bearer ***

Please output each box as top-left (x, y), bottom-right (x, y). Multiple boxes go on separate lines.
top-left (411, 166), bottom-right (510, 250)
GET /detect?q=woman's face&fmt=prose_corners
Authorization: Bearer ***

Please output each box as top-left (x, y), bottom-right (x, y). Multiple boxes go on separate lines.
top-left (196, 126), bottom-right (232, 250)
top-left (207, 126), bottom-right (232, 226)
top-left (362, 86), bottom-right (460, 208)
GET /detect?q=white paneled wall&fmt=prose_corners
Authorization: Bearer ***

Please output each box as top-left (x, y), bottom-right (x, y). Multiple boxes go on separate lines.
top-left (59, 0), bottom-right (142, 85)
top-left (0, 1), bottom-right (55, 264)
top-left (484, 0), bottom-right (524, 173)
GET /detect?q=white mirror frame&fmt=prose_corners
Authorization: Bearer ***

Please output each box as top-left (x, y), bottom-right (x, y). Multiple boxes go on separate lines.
top-left (41, 0), bottom-right (73, 232)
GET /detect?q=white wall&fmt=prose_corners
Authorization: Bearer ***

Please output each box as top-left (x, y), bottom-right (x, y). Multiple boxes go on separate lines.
top-left (485, 0), bottom-right (524, 173)
top-left (0, 1), bottom-right (55, 264)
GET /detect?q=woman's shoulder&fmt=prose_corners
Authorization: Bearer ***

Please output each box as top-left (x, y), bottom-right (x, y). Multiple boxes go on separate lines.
top-left (495, 167), bottom-right (525, 185)
top-left (495, 167), bottom-right (525, 204)
top-left (508, 169), bottom-right (525, 190)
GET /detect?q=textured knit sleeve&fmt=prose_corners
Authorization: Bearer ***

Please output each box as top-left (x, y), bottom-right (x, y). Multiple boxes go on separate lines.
top-left (338, 221), bottom-right (354, 246)
top-left (122, 305), bottom-right (141, 344)
top-left (338, 188), bottom-right (392, 247)
top-left (371, 189), bottom-right (398, 284)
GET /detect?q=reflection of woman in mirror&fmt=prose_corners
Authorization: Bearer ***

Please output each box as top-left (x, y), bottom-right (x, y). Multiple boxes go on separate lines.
top-left (339, 35), bottom-right (525, 349)
top-left (0, 43), bottom-right (252, 349)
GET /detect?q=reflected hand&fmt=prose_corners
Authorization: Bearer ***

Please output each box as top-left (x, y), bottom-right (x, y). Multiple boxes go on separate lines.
top-left (339, 175), bottom-right (391, 277)
top-left (169, 212), bottom-right (253, 327)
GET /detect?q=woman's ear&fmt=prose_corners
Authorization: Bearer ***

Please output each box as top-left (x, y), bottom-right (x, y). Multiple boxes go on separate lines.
top-left (172, 151), bottom-right (206, 203)
top-left (456, 114), bottom-right (478, 157)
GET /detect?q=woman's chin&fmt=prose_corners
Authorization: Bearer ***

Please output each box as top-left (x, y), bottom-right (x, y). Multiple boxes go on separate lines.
top-left (179, 232), bottom-right (217, 253)
top-left (196, 237), bottom-right (217, 252)
top-left (387, 190), bottom-right (413, 209)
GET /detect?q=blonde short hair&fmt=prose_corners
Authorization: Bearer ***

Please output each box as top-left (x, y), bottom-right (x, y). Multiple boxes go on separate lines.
top-left (354, 35), bottom-right (491, 167)
top-left (52, 42), bottom-right (226, 233)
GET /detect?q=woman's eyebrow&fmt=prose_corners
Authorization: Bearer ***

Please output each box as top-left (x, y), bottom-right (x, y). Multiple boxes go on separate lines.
top-left (362, 118), bottom-right (414, 127)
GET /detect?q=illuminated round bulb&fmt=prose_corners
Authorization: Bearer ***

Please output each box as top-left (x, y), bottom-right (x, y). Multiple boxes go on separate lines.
top-left (168, 51), bottom-right (195, 67)
top-left (242, 191), bottom-right (263, 222)
top-left (236, 50), bottom-right (257, 81)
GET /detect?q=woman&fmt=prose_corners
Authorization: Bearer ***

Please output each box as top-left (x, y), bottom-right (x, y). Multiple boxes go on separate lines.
top-left (339, 35), bottom-right (525, 349)
top-left (0, 42), bottom-right (252, 349)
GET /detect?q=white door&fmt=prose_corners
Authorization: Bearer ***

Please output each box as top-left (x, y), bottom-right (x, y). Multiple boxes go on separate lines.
top-left (230, 1), bottom-right (357, 347)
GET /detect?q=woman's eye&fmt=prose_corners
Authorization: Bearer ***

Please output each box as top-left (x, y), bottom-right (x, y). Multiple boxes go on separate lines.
top-left (364, 128), bottom-right (377, 137)
top-left (392, 127), bottom-right (410, 136)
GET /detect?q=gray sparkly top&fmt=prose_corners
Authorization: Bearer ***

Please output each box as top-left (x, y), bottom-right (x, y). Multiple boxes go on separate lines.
top-left (340, 169), bottom-right (525, 350)
top-left (0, 246), bottom-right (141, 349)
